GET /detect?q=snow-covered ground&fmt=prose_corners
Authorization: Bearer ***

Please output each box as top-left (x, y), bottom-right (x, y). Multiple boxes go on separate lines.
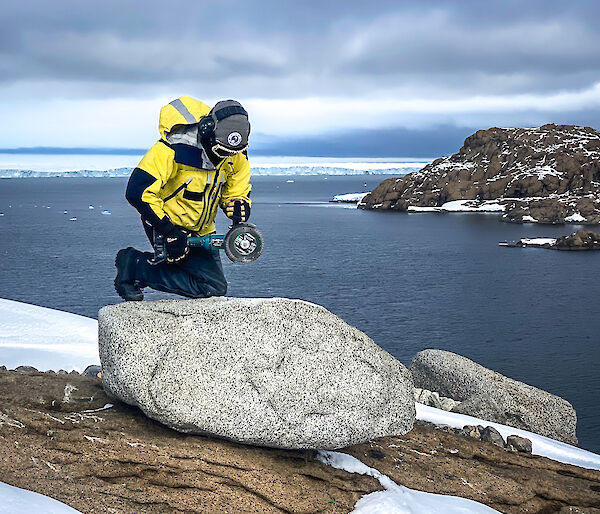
top-left (499, 237), bottom-right (558, 248)
top-left (565, 212), bottom-right (587, 222)
top-left (1, 298), bottom-right (599, 512)
top-left (0, 298), bottom-right (98, 371)
top-left (408, 199), bottom-right (505, 213)
top-left (0, 482), bottom-right (81, 513)
top-left (416, 404), bottom-right (600, 471)
top-left (331, 192), bottom-right (370, 203)
top-left (318, 451), bottom-right (499, 513)
top-left (519, 237), bottom-right (557, 246)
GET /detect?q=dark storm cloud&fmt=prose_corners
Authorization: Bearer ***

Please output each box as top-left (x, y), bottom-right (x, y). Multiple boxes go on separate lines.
top-left (2, 0), bottom-right (600, 98)
top-left (253, 107), bottom-right (600, 157)
top-left (252, 125), bottom-right (478, 158)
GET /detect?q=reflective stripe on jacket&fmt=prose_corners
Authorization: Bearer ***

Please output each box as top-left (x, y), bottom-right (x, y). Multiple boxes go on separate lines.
top-left (126, 96), bottom-right (251, 236)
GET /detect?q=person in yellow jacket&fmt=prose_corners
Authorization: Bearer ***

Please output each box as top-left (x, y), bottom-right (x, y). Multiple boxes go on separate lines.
top-left (114, 96), bottom-right (252, 301)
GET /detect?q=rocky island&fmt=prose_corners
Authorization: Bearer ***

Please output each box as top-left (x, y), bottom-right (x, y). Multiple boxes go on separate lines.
top-left (501, 229), bottom-right (600, 250)
top-left (360, 124), bottom-right (600, 224)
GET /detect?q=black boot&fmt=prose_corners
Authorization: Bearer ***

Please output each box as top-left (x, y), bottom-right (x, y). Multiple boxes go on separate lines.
top-left (114, 247), bottom-right (144, 301)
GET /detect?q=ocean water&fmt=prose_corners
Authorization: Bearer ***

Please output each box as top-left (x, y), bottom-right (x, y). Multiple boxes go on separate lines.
top-left (0, 175), bottom-right (598, 452)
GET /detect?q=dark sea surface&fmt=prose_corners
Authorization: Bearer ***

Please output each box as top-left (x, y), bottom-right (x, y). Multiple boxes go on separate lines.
top-left (0, 175), bottom-right (598, 452)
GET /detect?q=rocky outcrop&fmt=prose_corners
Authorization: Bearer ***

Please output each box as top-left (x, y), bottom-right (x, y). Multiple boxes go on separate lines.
top-left (2, 369), bottom-right (600, 514)
top-left (413, 387), bottom-right (461, 411)
top-left (360, 124), bottom-right (600, 224)
top-left (500, 229), bottom-right (600, 250)
top-left (0, 368), bottom-right (379, 513)
top-left (99, 298), bottom-right (415, 450)
top-left (555, 229), bottom-right (600, 250)
top-left (410, 349), bottom-right (578, 444)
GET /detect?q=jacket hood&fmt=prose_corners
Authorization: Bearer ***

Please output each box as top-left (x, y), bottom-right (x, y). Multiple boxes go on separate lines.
top-left (158, 96), bottom-right (211, 140)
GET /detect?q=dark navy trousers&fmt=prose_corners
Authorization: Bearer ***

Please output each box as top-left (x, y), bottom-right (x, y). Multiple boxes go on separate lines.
top-left (133, 219), bottom-right (227, 298)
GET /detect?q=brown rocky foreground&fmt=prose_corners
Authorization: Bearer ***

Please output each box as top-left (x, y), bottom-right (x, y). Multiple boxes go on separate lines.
top-left (1, 369), bottom-right (599, 513)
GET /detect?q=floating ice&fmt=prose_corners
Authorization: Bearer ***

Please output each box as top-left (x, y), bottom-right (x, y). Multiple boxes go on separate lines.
top-left (331, 192), bottom-right (370, 203)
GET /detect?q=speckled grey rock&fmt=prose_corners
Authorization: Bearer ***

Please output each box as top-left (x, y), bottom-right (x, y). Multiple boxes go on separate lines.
top-left (480, 426), bottom-right (505, 447)
top-left (99, 298), bottom-right (415, 449)
top-left (506, 435), bottom-right (533, 453)
top-left (413, 387), bottom-right (461, 411)
top-left (410, 349), bottom-right (577, 445)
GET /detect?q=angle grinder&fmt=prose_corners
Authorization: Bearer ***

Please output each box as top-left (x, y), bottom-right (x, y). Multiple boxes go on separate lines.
top-left (151, 223), bottom-right (264, 264)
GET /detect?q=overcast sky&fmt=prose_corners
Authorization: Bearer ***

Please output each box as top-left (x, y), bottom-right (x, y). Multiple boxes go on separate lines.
top-left (2, 0), bottom-right (599, 155)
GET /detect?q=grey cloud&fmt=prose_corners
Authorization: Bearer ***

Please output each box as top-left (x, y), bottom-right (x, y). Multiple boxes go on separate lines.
top-left (252, 106), bottom-right (600, 157)
top-left (1, 0), bottom-right (599, 99)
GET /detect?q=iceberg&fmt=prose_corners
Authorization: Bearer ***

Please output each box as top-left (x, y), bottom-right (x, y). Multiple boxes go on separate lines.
top-left (331, 192), bottom-right (370, 203)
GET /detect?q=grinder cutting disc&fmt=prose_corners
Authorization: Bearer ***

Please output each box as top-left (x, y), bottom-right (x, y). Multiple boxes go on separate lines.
top-left (224, 223), bottom-right (264, 263)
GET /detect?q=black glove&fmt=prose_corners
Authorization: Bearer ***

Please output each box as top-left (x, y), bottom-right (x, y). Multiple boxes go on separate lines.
top-left (165, 227), bottom-right (189, 263)
top-left (225, 199), bottom-right (250, 224)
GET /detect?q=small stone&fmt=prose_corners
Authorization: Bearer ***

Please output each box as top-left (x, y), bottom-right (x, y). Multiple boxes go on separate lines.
top-left (368, 449), bottom-right (386, 460)
top-left (413, 387), bottom-right (460, 411)
top-left (57, 370), bottom-right (68, 375)
top-left (0, 366), bottom-right (7, 372)
top-left (506, 435), bottom-right (532, 453)
top-left (480, 426), bottom-right (505, 447)
top-left (459, 425), bottom-right (481, 440)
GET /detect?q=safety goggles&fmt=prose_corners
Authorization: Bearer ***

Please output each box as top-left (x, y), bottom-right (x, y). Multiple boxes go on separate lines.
top-left (211, 142), bottom-right (248, 159)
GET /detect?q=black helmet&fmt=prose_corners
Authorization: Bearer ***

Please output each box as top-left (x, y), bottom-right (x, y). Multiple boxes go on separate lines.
top-left (198, 100), bottom-right (250, 159)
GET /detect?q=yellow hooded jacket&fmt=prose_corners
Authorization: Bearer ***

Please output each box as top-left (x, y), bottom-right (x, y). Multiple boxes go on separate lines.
top-left (125, 96), bottom-right (251, 236)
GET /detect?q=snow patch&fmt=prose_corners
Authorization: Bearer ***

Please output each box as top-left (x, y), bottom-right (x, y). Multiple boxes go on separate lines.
top-left (520, 238), bottom-right (557, 246)
top-left (408, 206), bottom-right (441, 212)
top-left (522, 215), bottom-right (538, 222)
top-left (441, 200), bottom-right (504, 212)
top-left (0, 481), bottom-right (81, 513)
top-left (318, 450), bottom-right (499, 513)
top-left (0, 298), bottom-right (98, 371)
top-left (408, 200), bottom-right (505, 213)
top-left (416, 404), bottom-right (600, 471)
top-left (565, 212), bottom-right (587, 223)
